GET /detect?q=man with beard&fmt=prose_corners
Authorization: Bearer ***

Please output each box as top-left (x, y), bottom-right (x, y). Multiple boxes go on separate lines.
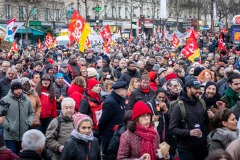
top-left (166, 79), bottom-right (181, 102)
top-left (98, 56), bottom-right (117, 80)
top-left (68, 55), bottom-right (81, 79)
top-left (45, 98), bottom-right (75, 160)
top-left (169, 79), bottom-right (208, 160)
top-left (145, 55), bottom-right (156, 72)
top-left (128, 74), bottom-right (155, 109)
top-left (119, 61), bottom-right (141, 86)
top-left (221, 74), bottom-right (240, 108)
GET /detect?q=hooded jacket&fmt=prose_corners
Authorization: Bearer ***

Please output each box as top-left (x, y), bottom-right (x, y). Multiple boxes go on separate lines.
top-left (119, 69), bottom-right (141, 86)
top-left (68, 84), bottom-right (85, 112)
top-left (1, 91), bottom-right (34, 141)
top-left (169, 88), bottom-right (208, 149)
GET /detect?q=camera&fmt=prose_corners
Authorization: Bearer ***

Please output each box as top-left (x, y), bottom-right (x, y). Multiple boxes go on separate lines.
top-left (0, 100), bottom-right (10, 116)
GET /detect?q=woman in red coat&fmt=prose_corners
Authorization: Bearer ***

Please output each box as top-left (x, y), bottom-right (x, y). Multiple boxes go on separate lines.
top-left (35, 74), bottom-right (57, 134)
top-left (68, 76), bottom-right (86, 112)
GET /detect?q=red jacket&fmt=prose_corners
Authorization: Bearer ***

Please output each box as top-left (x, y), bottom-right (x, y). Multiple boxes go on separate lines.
top-left (39, 87), bottom-right (57, 118)
top-left (149, 81), bottom-right (157, 91)
top-left (68, 84), bottom-right (85, 112)
top-left (0, 149), bottom-right (19, 160)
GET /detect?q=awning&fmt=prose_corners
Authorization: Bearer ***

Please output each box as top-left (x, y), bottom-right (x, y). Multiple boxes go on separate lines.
top-left (144, 23), bottom-right (156, 28)
top-left (16, 26), bottom-right (44, 36)
top-left (122, 24), bottom-right (140, 29)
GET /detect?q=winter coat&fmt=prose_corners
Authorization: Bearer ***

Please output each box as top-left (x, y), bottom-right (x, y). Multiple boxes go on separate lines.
top-left (119, 69), bottom-right (141, 86)
top-left (18, 150), bottom-right (42, 160)
top-left (230, 101), bottom-right (240, 120)
top-left (39, 87), bottom-right (57, 119)
top-left (54, 83), bottom-right (68, 110)
top-left (1, 91), bottom-right (34, 141)
top-left (0, 148), bottom-right (19, 160)
top-left (59, 70), bottom-right (72, 84)
top-left (226, 138), bottom-right (240, 160)
top-left (128, 88), bottom-right (155, 110)
top-left (45, 115), bottom-right (74, 160)
top-left (168, 88), bottom-right (208, 149)
top-left (67, 84), bottom-right (85, 112)
top-left (117, 130), bottom-right (160, 160)
top-left (60, 136), bottom-right (101, 160)
top-left (98, 91), bottom-right (126, 143)
top-left (0, 77), bottom-right (11, 99)
top-left (26, 91), bottom-right (42, 120)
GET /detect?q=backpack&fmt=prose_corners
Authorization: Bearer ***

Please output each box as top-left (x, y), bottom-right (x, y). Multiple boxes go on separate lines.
top-left (169, 99), bottom-right (206, 126)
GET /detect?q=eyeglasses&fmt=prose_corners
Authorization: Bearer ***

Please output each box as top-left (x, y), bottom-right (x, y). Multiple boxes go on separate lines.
top-left (140, 114), bottom-right (151, 119)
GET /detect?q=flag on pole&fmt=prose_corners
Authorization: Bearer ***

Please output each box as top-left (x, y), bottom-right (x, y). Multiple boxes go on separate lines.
top-left (181, 31), bottom-right (200, 62)
top-left (11, 40), bottom-right (18, 53)
top-left (68, 10), bottom-right (86, 45)
top-left (163, 26), bottom-right (168, 39)
top-left (159, 0), bottom-right (167, 18)
top-left (4, 18), bottom-right (24, 42)
top-left (44, 33), bottom-right (53, 49)
top-left (79, 23), bottom-right (91, 52)
top-left (38, 39), bottom-right (42, 51)
top-left (84, 38), bottom-right (91, 49)
top-left (99, 25), bottom-right (113, 45)
top-left (172, 33), bottom-right (180, 48)
top-left (218, 33), bottom-right (228, 52)
top-left (129, 30), bottom-right (133, 43)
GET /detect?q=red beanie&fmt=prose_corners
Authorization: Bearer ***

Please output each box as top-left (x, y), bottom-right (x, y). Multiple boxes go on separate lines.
top-left (87, 78), bottom-right (100, 90)
top-left (132, 101), bottom-right (153, 121)
top-left (166, 73), bottom-right (178, 82)
top-left (148, 71), bottom-right (157, 82)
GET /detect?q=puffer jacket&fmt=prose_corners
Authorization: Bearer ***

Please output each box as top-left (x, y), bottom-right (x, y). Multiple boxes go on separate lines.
top-left (0, 77), bottom-right (11, 99)
top-left (46, 114), bottom-right (74, 160)
top-left (1, 91), bottom-right (34, 141)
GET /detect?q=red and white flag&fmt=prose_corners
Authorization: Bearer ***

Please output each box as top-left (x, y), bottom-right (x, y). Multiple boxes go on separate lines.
top-left (38, 39), bottom-right (42, 51)
top-left (218, 33), bottom-right (228, 52)
top-left (172, 33), bottom-right (180, 48)
top-left (44, 33), bottom-right (53, 48)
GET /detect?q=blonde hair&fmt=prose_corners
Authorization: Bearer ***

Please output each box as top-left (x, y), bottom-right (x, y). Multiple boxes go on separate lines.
top-left (197, 70), bottom-right (214, 83)
top-left (103, 80), bottom-right (114, 90)
top-left (128, 78), bottom-right (140, 93)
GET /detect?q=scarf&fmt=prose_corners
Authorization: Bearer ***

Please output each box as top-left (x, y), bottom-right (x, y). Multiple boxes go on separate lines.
top-left (216, 127), bottom-right (238, 147)
top-left (140, 86), bottom-right (150, 94)
top-left (224, 87), bottom-right (239, 107)
top-left (88, 90), bottom-right (100, 102)
top-left (24, 87), bottom-right (38, 97)
top-left (135, 124), bottom-right (157, 160)
top-left (71, 129), bottom-right (94, 143)
top-left (127, 68), bottom-right (137, 76)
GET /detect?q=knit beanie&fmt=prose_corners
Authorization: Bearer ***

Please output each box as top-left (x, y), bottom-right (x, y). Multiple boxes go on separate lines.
top-left (165, 73), bottom-right (178, 82)
top-left (148, 71), bottom-right (157, 82)
top-left (87, 67), bottom-right (98, 77)
top-left (20, 77), bottom-right (31, 85)
top-left (72, 112), bottom-right (93, 129)
top-left (87, 78), bottom-right (100, 90)
top-left (131, 101), bottom-right (153, 121)
top-left (193, 67), bottom-right (204, 76)
top-left (11, 79), bottom-right (23, 92)
top-left (45, 64), bottom-right (53, 72)
top-left (204, 81), bottom-right (218, 93)
top-left (55, 73), bottom-right (64, 79)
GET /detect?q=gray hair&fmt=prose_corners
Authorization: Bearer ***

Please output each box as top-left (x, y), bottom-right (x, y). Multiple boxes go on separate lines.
top-left (22, 129), bottom-right (45, 151)
top-left (2, 61), bottom-right (10, 66)
top-left (61, 97), bottom-right (76, 108)
top-left (7, 67), bottom-right (17, 74)
top-left (137, 60), bottom-right (145, 66)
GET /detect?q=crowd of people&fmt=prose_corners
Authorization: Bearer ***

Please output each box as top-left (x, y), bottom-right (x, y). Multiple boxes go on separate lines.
top-left (0, 30), bottom-right (240, 160)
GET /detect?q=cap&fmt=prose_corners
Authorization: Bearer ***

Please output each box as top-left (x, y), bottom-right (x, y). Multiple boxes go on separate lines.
top-left (158, 68), bottom-right (167, 75)
top-left (185, 79), bottom-right (202, 88)
top-left (60, 63), bottom-right (68, 68)
top-left (152, 64), bottom-right (160, 71)
top-left (193, 67), bottom-right (204, 76)
top-left (194, 57), bottom-right (201, 62)
top-left (112, 81), bottom-right (128, 89)
top-left (87, 68), bottom-right (98, 77)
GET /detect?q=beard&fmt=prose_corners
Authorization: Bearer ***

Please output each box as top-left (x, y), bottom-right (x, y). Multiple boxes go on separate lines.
top-left (191, 92), bottom-right (201, 100)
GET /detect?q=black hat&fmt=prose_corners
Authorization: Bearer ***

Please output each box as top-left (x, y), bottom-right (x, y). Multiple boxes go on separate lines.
top-left (112, 81), bottom-right (128, 89)
top-left (185, 79), bottom-right (202, 89)
top-left (194, 57), bottom-right (201, 62)
top-left (204, 81), bottom-right (218, 93)
top-left (45, 64), bottom-right (53, 72)
top-left (11, 79), bottom-right (23, 92)
top-left (193, 67), bottom-right (204, 76)
top-left (41, 74), bottom-right (52, 81)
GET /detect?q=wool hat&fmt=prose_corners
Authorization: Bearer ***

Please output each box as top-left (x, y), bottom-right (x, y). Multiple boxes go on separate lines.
top-left (45, 64), bottom-right (53, 72)
top-left (55, 73), bottom-right (64, 79)
top-left (87, 67), bottom-right (98, 77)
top-left (11, 79), bottom-right (23, 92)
top-left (204, 81), bottom-right (218, 93)
top-left (158, 68), bottom-right (167, 75)
top-left (148, 71), bottom-right (157, 81)
top-left (72, 113), bottom-right (93, 129)
top-left (193, 67), bottom-right (204, 76)
top-left (152, 64), bottom-right (160, 71)
top-left (165, 73), bottom-right (178, 82)
top-left (80, 66), bottom-right (87, 70)
top-left (87, 78), bottom-right (100, 90)
top-left (20, 77), bottom-right (31, 85)
top-left (132, 101), bottom-right (153, 121)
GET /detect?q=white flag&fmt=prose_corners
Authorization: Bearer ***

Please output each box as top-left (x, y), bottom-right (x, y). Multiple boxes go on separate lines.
top-left (213, 1), bottom-right (217, 21)
top-left (159, 0), bottom-right (167, 19)
top-left (4, 18), bottom-right (24, 42)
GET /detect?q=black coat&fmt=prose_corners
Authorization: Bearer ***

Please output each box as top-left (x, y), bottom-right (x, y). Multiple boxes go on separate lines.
top-left (61, 136), bottom-right (100, 160)
top-left (98, 91), bottom-right (126, 143)
top-left (18, 150), bottom-right (42, 160)
top-left (0, 77), bottom-right (11, 99)
top-left (128, 88), bottom-right (155, 110)
top-left (118, 69), bottom-right (141, 86)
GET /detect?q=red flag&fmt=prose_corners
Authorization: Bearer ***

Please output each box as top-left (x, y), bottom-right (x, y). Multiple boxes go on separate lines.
top-left (218, 33), bottom-right (228, 52)
top-left (68, 10), bottom-right (86, 45)
top-left (181, 31), bottom-right (200, 62)
top-left (129, 30), bottom-right (133, 43)
top-left (84, 38), bottom-right (91, 49)
top-left (172, 33), bottom-right (180, 48)
top-left (11, 40), bottom-right (18, 53)
top-left (38, 39), bottom-right (42, 51)
top-left (104, 40), bottom-right (109, 54)
top-left (44, 33), bottom-right (53, 48)
top-left (99, 25), bottom-right (113, 44)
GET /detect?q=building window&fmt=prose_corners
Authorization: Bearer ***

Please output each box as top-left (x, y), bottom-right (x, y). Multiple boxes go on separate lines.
top-left (118, 7), bottom-right (121, 18)
top-left (55, 9), bottom-right (60, 21)
top-left (32, 8), bottom-right (38, 21)
top-left (125, 7), bottom-right (128, 19)
top-left (19, 6), bottom-right (25, 21)
top-left (5, 4), bottom-right (11, 19)
top-left (157, 9), bottom-right (159, 18)
top-left (45, 8), bottom-right (49, 21)
top-left (112, 6), bottom-right (115, 18)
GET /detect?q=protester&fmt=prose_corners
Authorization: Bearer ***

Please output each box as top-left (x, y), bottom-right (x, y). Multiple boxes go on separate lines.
top-left (0, 132), bottom-right (19, 159)
top-left (205, 149), bottom-right (233, 160)
top-left (0, 61), bottom-right (10, 79)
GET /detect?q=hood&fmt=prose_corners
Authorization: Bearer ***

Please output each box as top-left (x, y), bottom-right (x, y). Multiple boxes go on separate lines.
top-left (68, 84), bottom-right (85, 95)
top-left (7, 90), bottom-right (26, 100)
top-left (179, 87), bottom-right (198, 106)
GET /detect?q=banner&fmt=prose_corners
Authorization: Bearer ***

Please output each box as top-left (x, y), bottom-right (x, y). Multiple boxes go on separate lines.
top-left (44, 33), bottom-right (53, 48)
top-left (11, 40), bottom-right (18, 53)
top-left (159, 0), bottom-right (167, 19)
top-left (68, 10), bottom-right (86, 45)
top-left (181, 31), bottom-right (200, 62)
top-left (172, 33), bottom-right (180, 48)
top-left (4, 18), bottom-right (24, 42)
top-left (79, 23), bottom-right (91, 52)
